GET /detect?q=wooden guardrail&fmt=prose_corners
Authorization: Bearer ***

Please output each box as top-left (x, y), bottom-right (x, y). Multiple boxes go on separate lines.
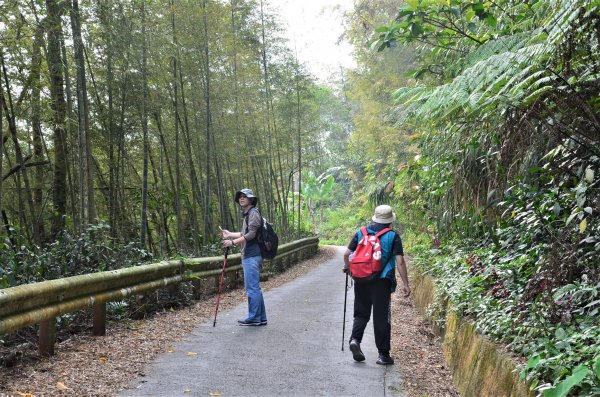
top-left (0, 237), bottom-right (319, 355)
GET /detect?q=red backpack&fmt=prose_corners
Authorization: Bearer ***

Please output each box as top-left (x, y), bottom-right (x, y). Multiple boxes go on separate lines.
top-left (349, 226), bottom-right (392, 282)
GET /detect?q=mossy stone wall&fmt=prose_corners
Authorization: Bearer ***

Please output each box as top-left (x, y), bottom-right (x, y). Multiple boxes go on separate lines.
top-left (411, 270), bottom-right (534, 397)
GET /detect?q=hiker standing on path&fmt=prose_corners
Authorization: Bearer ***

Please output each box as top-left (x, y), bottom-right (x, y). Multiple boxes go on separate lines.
top-left (343, 205), bottom-right (410, 365)
top-left (221, 188), bottom-right (267, 326)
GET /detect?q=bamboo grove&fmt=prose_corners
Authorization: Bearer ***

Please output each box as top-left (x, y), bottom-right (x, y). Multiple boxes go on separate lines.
top-left (0, 0), bottom-right (327, 258)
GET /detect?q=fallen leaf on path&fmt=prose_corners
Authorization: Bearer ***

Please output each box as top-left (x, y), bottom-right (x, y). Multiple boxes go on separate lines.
top-left (57, 381), bottom-right (70, 390)
top-left (185, 352), bottom-right (197, 356)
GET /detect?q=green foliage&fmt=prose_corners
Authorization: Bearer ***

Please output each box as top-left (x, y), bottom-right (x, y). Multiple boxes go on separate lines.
top-left (373, 0), bottom-right (599, 240)
top-left (413, 240), bottom-right (600, 395)
top-left (330, 1), bottom-right (600, 394)
top-left (318, 206), bottom-right (369, 245)
top-left (405, 145), bottom-right (599, 393)
top-left (541, 365), bottom-right (590, 397)
top-left (0, 222), bottom-right (151, 288)
top-left (0, 0), bottom-right (331, 257)
top-left (301, 171), bottom-right (338, 232)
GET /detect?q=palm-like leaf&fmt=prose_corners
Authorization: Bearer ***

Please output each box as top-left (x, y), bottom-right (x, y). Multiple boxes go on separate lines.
top-left (392, 0), bottom-right (598, 128)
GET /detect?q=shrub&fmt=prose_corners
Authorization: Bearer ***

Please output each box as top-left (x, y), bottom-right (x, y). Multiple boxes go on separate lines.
top-left (0, 222), bottom-right (151, 288)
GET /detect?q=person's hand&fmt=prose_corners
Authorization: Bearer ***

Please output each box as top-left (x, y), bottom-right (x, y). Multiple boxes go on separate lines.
top-left (401, 285), bottom-right (411, 298)
top-left (342, 265), bottom-right (349, 274)
top-left (220, 228), bottom-right (231, 238)
top-left (223, 239), bottom-right (235, 248)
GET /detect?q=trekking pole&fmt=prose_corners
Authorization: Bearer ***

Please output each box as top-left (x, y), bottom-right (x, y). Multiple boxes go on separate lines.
top-left (341, 271), bottom-right (349, 351)
top-left (213, 247), bottom-right (230, 327)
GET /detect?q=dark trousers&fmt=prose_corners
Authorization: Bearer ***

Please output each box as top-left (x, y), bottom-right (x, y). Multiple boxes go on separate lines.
top-left (350, 278), bottom-right (392, 354)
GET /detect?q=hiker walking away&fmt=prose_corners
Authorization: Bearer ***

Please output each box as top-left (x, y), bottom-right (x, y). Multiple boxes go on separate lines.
top-left (343, 205), bottom-right (410, 365)
top-left (221, 188), bottom-right (267, 326)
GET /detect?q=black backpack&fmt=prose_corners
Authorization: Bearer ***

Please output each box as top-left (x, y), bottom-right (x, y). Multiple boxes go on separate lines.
top-left (246, 208), bottom-right (279, 259)
top-left (257, 217), bottom-right (279, 259)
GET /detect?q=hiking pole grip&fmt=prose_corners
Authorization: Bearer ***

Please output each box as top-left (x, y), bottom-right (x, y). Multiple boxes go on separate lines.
top-left (342, 271), bottom-right (349, 351)
top-left (213, 246), bottom-right (230, 327)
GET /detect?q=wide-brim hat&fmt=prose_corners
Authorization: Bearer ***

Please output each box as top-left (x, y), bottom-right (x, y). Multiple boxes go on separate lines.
top-left (372, 205), bottom-right (396, 224)
top-left (235, 188), bottom-right (257, 204)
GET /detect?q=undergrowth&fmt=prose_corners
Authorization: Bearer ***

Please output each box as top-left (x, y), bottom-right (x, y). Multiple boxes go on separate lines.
top-left (412, 240), bottom-right (600, 396)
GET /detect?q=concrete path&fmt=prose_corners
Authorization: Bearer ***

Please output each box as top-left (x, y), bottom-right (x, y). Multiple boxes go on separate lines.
top-left (123, 246), bottom-right (405, 396)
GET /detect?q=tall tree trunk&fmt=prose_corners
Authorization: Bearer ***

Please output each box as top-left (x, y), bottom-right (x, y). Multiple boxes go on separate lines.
top-left (49, 12), bottom-right (69, 238)
top-left (46, 0), bottom-right (68, 238)
top-left (152, 111), bottom-right (174, 254)
top-left (258, 0), bottom-right (281, 222)
top-left (114, 19), bottom-right (133, 240)
top-left (116, 75), bottom-right (128, 239)
top-left (230, 0), bottom-right (242, 191)
top-left (295, 50), bottom-right (302, 233)
top-left (100, 1), bottom-right (117, 237)
top-left (31, 25), bottom-right (47, 242)
top-left (148, 143), bottom-right (168, 255)
top-left (201, 0), bottom-right (212, 241)
top-left (170, 0), bottom-right (183, 250)
top-left (211, 116), bottom-right (226, 229)
top-left (179, 64), bottom-right (201, 251)
top-left (1, 50), bottom-right (37, 243)
top-left (153, 112), bottom-right (176, 204)
top-left (70, 0), bottom-right (96, 227)
top-left (139, 0), bottom-right (150, 249)
top-left (0, 63), bottom-right (3, 218)
top-left (60, 31), bottom-right (78, 234)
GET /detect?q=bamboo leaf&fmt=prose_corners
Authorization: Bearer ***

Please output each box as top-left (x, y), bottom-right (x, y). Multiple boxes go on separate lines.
top-left (579, 218), bottom-right (587, 233)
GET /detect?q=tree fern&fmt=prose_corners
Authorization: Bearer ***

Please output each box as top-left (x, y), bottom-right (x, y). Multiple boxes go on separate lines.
top-left (390, 0), bottom-right (597, 128)
top-left (379, 0), bottom-right (599, 241)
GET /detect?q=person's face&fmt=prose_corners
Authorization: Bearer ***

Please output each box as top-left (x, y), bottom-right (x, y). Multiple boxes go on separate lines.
top-left (239, 194), bottom-right (249, 206)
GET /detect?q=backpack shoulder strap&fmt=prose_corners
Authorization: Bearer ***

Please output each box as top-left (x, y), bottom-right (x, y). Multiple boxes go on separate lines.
top-left (246, 207), bottom-right (264, 230)
top-left (244, 207), bottom-right (262, 220)
top-left (255, 207), bottom-right (264, 228)
top-left (374, 227), bottom-right (392, 238)
top-left (357, 226), bottom-right (368, 240)
top-left (244, 207), bottom-right (260, 234)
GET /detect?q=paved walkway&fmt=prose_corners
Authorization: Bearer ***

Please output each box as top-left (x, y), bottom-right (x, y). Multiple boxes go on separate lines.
top-left (123, 246), bottom-right (405, 396)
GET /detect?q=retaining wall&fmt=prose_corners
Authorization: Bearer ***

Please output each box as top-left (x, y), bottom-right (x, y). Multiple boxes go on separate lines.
top-left (412, 270), bottom-right (534, 397)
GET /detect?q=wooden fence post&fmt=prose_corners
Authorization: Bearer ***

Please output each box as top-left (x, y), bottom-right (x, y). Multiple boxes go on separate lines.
top-left (93, 301), bottom-right (107, 336)
top-left (38, 318), bottom-right (56, 356)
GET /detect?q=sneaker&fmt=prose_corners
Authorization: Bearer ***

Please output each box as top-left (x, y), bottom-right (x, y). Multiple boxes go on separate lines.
top-left (237, 319), bottom-right (261, 326)
top-left (259, 320), bottom-right (268, 326)
top-left (349, 339), bottom-right (365, 362)
top-left (376, 354), bottom-right (394, 365)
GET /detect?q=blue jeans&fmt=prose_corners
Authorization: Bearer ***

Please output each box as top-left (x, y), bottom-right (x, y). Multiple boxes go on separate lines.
top-left (242, 255), bottom-right (266, 323)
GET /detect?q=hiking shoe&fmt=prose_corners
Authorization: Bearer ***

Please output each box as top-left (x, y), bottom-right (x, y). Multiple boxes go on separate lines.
top-left (349, 339), bottom-right (365, 362)
top-left (376, 354), bottom-right (394, 365)
top-left (237, 319), bottom-right (261, 326)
